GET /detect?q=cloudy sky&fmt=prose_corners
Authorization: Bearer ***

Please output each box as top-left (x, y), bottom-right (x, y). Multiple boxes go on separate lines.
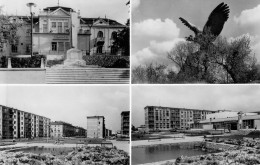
top-left (0, 0), bottom-right (129, 24)
top-left (0, 85), bottom-right (129, 132)
top-left (132, 0), bottom-right (260, 69)
top-left (132, 85), bottom-right (260, 127)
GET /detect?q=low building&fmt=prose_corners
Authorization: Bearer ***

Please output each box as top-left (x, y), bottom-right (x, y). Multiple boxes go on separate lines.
top-left (121, 111), bottom-right (130, 136)
top-left (87, 116), bottom-right (105, 138)
top-left (50, 121), bottom-right (75, 138)
top-left (144, 106), bottom-right (215, 131)
top-left (193, 111), bottom-right (260, 130)
top-left (105, 128), bottom-right (112, 137)
top-left (0, 105), bottom-right (50, 139)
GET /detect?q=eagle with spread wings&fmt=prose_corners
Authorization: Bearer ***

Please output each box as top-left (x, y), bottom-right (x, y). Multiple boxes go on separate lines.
top-left (179, 2), bottom-right (230, 43)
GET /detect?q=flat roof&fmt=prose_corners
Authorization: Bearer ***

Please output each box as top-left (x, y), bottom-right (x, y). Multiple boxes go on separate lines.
top-left (144, 105), bottom-right (215, 112)
top-left (199, 115), bottom-right (260, 124)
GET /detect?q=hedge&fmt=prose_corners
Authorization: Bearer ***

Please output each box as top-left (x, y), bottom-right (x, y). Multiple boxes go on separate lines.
top-left (0, 55), bottom-right (46, 68)
top-left (83, 55), bottom-right (129, 68)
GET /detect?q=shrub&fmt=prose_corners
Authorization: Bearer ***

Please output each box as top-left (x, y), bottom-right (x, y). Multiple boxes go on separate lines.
top-left (0, 55), bottom-right (46, 68)
top-left (83, 55), bottom-right (129, 68)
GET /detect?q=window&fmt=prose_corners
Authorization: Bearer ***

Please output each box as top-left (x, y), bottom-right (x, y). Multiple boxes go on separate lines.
top-left (26, 45), bottom-right (30, 53)
top-left (43, 24), bottom-right (48, 33)
top-left (64, 22), bottom-right (69, 33)
top-left (58, 22), bottom-right (62, 33)
top-left (111, 31), bottom-right (117, 40)
top-left (52, 42), bottom-right (57, 51)
top-left (52, 22), bottom-right (56, 28)
top-left (11, 45), bottom-right (18, 53)
top-left (97, 31), bottom-right (103, 38)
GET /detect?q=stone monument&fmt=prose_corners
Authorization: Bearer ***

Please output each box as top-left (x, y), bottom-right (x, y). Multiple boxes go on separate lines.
top-left (64, 48), bottom-right (86, 66)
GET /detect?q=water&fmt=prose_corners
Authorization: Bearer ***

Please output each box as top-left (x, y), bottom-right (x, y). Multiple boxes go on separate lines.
top-left (132, 144), bottom-right (209, 165)
top-left (12, 146), bottom-right (74, 155)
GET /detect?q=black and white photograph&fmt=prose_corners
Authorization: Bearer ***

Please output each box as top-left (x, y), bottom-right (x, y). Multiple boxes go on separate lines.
top-left (0, 0), bottom-right (130, 84)
top-left (0, 85), bottom-right (130, 164)
top-left (132, 85), bottom-right (260, 165)
top-left (132, 0), bottom-right (260, 84)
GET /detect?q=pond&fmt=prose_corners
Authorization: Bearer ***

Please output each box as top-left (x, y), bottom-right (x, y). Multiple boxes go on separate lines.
top-left (11, 146), bottom-right (74, 155)
top-left (132, 143), bottom-right (211, 165)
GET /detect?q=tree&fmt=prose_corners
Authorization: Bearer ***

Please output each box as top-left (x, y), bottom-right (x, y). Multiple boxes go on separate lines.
top-left (112, 19), bottom-right (130, 56)
top-left (0, 6), bottom-right (23, 55)
top-left (168, 33), bottom-right (258, 83)
top-left (211, 36), bottom-right (258, 83)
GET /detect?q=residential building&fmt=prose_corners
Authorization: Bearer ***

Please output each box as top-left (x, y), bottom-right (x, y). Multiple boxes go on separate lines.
top-left (0, 5), bottom-right (126, 58)
top-left (50, 121), bottom-right (75, 138)
top-left (144, 106), bottom-right (215, 131)
top-left (0, 105), bottom-right (50, 139)
top-left (105, 128), bottom-right (112, 137)
top-left (74, 126), bottom-right (86, 137)
top-left (121, 111), bottom-right (130, 136)
top-left (87, 116), bottom-right (105, 138)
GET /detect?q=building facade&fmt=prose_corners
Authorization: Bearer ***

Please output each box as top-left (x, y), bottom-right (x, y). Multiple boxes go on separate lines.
top-left (121, 111), bottom-right (130, 136)
top-left (144, 106), bottom-right (215, 131)
top-left (87, 116), bottom-right (105, 138)
top-left (74, 126), bottom-right (86, 137)
top-left (105, 128), bottom-right (112, 137)
top-left (195, 111), bottom-right (260, 130)
top-left (0, 105), bottom-right (50, 139)
top-left (0, 6), bottom-right (126, 58)
top-left (50, 121), bottom-right (77, 138)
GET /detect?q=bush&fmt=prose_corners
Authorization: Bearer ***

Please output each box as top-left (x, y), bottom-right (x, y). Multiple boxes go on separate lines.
top-left (46, 59), bottom-right (64, 67)
top-left (83, 55), bottom-right (129, 68)
top-left (0, 55), bottom-right (46, 68)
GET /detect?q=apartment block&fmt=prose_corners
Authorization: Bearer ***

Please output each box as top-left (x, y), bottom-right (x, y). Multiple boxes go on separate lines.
top-left (87, 116), bottom-right (105, 138)
top-left (0, 105), bottom-right (50, 139)
top-left (50, 121), bottom-right (77, 138)
top-left (144, 106), bottom-right (215, 131)
top-left (121, 111), bottom-right (130, 136)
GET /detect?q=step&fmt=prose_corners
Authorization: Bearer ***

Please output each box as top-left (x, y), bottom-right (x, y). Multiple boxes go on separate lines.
top-left (45, 68), bottom-right (130, 84)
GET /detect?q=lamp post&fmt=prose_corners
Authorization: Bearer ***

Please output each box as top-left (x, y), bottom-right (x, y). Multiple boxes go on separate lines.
top-left (26, 3), bottom-right (36, 57)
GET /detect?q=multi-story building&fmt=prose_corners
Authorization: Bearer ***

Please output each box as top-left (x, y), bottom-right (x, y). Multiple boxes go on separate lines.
top-left (74, 126), bottom-right (86, 137)
top-left (1, 5), bottom-right (126, 57)
top-left (50, 121), bottom-right (76, 138)
top-left (121, 111), bottom-right (130, 136)
top-left (144, 106), bottom-right (215, 131)
top-left (87, 116), bottom-right (105, 138)
top-left (0, 105), bottom-right (50, 139)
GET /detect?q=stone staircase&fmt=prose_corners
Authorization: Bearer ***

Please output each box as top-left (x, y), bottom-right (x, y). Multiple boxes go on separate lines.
top-left (45, 68), bottom-right (130, 84)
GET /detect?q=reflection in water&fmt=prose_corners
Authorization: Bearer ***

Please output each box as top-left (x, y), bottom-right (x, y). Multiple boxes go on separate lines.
top-left (132, 144), bottom-right (208, 165)
top-left (13, 147), bottom-right (73, 156)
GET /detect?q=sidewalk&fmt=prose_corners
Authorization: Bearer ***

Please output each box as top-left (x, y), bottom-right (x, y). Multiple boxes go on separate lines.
top-left (132, 136), bottom-right (204, 147)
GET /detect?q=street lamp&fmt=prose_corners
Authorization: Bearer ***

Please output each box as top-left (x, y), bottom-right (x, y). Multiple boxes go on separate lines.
top-left (26, 2), bottom-right (36, 57)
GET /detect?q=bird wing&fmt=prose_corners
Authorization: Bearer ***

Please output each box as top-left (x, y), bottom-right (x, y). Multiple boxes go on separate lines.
top-left (203, 2), bottom-right (230, 36)
top-left (179, 17), bottom-right (200, 35)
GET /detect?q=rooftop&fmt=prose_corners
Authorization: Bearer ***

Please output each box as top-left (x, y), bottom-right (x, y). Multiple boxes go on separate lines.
top-left (144, 105), bottom-right (215, 112)
top-left (43, 6), bottom-right (74, 12)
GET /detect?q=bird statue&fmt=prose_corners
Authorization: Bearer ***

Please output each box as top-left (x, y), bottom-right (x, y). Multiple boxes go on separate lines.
top-left (179, 2), bottom-right (229, 43)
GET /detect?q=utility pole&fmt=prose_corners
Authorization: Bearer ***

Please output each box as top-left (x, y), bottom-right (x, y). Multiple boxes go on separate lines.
top-left (26, 3), bottom-right (36, 57)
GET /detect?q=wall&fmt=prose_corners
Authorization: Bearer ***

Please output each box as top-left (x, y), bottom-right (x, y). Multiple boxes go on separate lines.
top-left (0, 69), bottom-right (46, 84)
top-left (203, 124), bottom-right (213, 130)
top-left (255, 120), bottom-right (260, 129)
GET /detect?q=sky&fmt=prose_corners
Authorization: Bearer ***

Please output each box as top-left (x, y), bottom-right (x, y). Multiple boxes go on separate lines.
top-left (0, 0), bottom-right (129, 24)
top-left (132, 0), bottom-right (260, 69)
top-left (0, 85), bottom-right (129, 132)
top-left (132, 85), bottom-right (260, 127)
